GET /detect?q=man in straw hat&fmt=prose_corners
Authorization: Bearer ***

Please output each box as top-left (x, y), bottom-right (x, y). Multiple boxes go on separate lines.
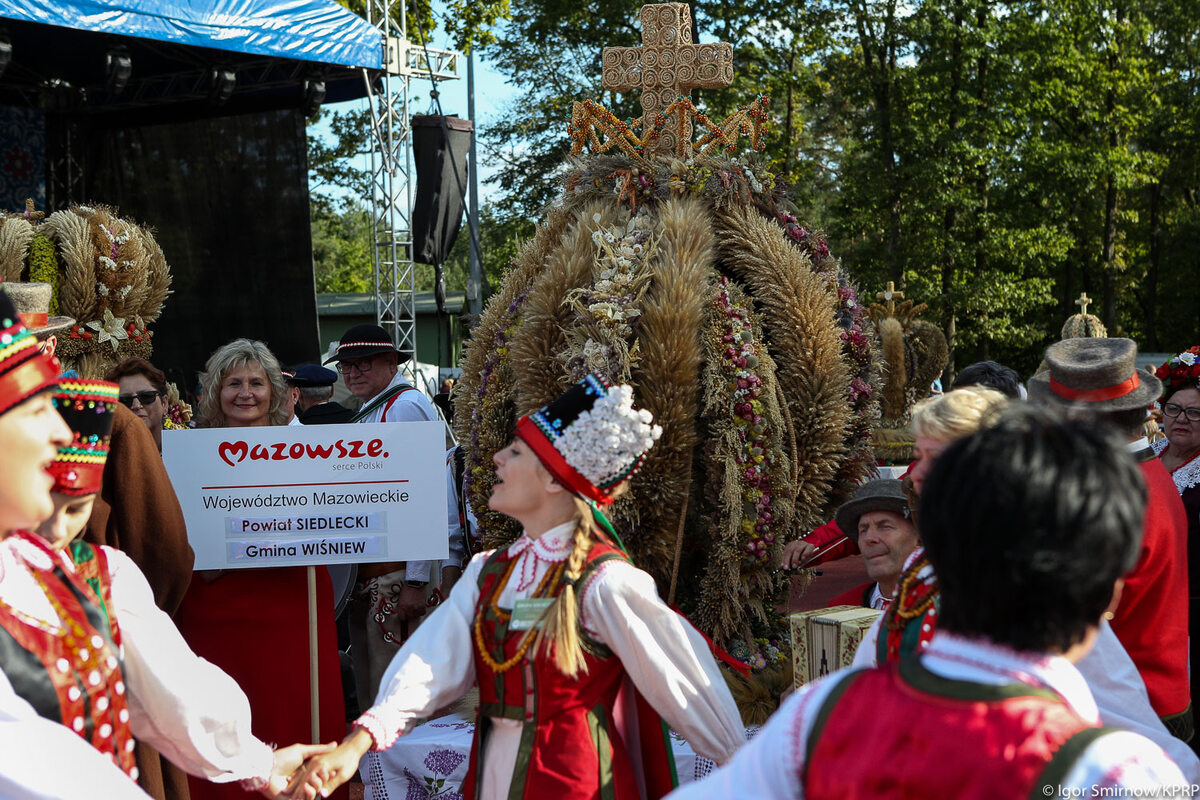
top-left (827, 479), bottom-right (919, 610)
top-left (1030, 337), bottom-right (1192, 742)
top-left (670, 407), bottom-right (1189, 798)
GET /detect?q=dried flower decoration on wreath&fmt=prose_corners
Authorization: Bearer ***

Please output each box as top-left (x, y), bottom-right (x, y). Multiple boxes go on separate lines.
top-left (560, 212), bottom-right (656, 382)
top-left (1155, 346), bottom-right (1200, 395)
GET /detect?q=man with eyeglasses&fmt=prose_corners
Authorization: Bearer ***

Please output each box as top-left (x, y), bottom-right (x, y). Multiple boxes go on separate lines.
top-left (1031, 337), bottom-right (1192, 746)
top-left (324, 324), bottom-right (441, 713)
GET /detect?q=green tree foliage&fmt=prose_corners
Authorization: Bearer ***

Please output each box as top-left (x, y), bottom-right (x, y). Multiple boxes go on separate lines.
top-left (475, 0), bottom-right (1200, 377)
top-left (310, 1), bottom-right (1199, 374)
top-left (312, 198), bottom-right (374, 293)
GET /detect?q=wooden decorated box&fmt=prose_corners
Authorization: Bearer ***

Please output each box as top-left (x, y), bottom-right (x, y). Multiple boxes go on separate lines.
top-left (790, 605), bottom-right (883, 689)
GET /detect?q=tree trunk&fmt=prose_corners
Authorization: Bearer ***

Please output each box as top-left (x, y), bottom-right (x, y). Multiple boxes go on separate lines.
top-left (853, 0), bottom-right (903, 284)
top-left (973, 0), bottom-right (991, 360)
top-left (1146, 182), bottom-right (1161, 350)
top-left (784, 46), bottom-right (797, 178)
top-left (941, 0), bottom-right (965, 383)
top-left (1099, 4), bottom-right (1123, 331)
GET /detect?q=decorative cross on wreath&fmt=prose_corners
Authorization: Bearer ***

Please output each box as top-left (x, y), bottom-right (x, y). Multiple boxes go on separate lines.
top-left (1075, 292), bottom-right (1092, 316)
top-left (601, 3), bottom-right (734, 157)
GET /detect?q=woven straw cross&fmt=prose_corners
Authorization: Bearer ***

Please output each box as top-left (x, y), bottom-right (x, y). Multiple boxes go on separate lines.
top-left (601, 3), bottom-right (733, 157)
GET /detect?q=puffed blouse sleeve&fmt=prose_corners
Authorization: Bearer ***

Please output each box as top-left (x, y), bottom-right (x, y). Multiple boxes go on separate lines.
top-left (104, 546), bottom-right (275, 784)
top-left (581, 560), bottom-right (746, 764)
top-left (0, 669), bottom-right (154, 800)
top-left (355, 551), bottom-right (485, 749)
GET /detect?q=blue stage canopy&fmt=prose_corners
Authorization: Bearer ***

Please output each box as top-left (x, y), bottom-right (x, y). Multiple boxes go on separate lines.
top-left (0, 0), bottom-right (382, 70)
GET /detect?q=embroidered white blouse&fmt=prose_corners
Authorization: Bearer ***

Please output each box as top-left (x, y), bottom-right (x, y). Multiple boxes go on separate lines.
top-left (668, 632), bottom-right (1189, 799)
top-left (849, 554), bottom-right (1200, 781)
top-left (0, 535), bottom-right (275, 790)
top-left (356, 521), bottom-right (746, 800)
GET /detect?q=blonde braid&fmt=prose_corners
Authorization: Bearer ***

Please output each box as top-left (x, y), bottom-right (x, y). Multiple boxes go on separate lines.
top-left (536, 497), bottom-right (598, 677)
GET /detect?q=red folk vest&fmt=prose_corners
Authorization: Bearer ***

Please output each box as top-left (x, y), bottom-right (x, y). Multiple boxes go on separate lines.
top-left (0, 534), bottom-right (137, 778)
top-left (463, 541), bottom-right (677, 800)
top-left (804, 659), bottom-right (1106, 799)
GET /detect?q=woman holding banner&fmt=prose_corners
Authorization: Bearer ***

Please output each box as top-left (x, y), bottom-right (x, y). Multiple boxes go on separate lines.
top-left (285, 373), bottom-right (744, 800)
top-left (175, 339), bottom-right (347, 800)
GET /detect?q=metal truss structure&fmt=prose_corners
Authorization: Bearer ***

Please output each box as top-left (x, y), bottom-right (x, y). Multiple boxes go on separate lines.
top-left (362, 0), bottom-right (460, 383)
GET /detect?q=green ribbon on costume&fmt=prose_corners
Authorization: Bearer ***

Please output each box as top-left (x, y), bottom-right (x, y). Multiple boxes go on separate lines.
top-left (588, 501), bottom-right (629, 559)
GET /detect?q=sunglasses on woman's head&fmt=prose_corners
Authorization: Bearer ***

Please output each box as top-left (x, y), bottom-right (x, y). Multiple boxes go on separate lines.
top-left (118, 390), bottom-right (162, 408)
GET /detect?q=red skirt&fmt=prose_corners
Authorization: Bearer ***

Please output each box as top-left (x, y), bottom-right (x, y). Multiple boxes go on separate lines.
top-left (175, 566), bottom-right (347, 800)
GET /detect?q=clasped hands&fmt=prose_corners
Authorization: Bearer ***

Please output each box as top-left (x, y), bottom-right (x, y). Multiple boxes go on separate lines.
top-left (274, 727), bottom-right (375, 799)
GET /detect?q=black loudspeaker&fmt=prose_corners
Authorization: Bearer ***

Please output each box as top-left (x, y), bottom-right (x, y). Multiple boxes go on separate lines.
top-left (411, 114), bottom-right (472, 298)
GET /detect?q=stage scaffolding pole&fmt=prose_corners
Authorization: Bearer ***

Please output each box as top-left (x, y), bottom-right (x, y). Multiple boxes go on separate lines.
top-left (363, 0), bottom-right (460, 385)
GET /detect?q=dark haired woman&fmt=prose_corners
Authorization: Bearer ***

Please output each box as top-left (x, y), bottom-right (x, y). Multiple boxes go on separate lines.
top-left (1153, 346), bottom-right (1200, 751)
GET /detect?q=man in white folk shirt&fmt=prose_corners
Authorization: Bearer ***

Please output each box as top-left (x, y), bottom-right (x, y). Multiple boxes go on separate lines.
top-left (669, 406), bottom-right (1189, 799)
top-left (323, 324), bottom-right (441, 710)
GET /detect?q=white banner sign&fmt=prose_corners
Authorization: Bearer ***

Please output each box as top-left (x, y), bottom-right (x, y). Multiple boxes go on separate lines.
top-left (163, 422), bottom-right (448, 570)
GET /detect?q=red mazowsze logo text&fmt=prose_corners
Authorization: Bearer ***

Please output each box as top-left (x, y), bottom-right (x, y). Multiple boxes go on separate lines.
top-left (217, 439), bottom-right (389, 467)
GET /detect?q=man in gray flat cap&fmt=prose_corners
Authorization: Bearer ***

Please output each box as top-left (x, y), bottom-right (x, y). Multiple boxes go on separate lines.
top-left (827, 479), bottom-right (919, 610)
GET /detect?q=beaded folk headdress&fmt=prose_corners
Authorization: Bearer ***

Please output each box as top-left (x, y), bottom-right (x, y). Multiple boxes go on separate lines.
top-left (1155, 347), bottom-right (1200, 398)
top-left (0, 287), bottom-right (61, 417)
top-left (49, 379), bottom-right (119, 495)
top-left (515, 373), bottom-right (662, 506)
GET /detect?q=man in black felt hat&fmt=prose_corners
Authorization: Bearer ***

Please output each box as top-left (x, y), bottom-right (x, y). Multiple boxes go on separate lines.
top-left (827, 479), bottom-right (920, 610)
top-left (325, 324), bottom-right (441, 711)
top-left (1032, 337), bottom-right (1193, 743)
top-left (323, 324), bottom-right (438, 425)
top-left (285, 364), bottom-right (355, 425)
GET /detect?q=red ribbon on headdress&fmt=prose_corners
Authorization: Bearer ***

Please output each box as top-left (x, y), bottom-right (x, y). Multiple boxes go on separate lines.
top-left (17, 312), bottom-right (49, 328)
top-left (1050, 371), bottom-right (1141, 403)
top-left (515, 415), bottom-right (614, 506)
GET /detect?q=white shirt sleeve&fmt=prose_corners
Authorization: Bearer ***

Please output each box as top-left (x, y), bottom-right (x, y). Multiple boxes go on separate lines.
top-left (357, 552), bottom-right (484, 749)
top-left (1058, 730), bottom-right (1190, 794)
top-left (581, 560), bottom-right (746, 764)
top-left (445, 458), bottom-right (467, 570)
top-left (0, 668), bottom-right (154, 800)
top-left (1077, 621), bottom-right (1200, 782)
top-left (851, 614), bottom-right (882, 668)
top-left (381, 390), bottom-right (438, 423)
top-left (665, 668), bottom-right (856, 800)
top-left (104, 547), bottom-right (275, 784)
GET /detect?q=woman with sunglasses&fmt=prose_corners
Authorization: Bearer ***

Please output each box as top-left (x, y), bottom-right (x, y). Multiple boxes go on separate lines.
top-left (106, 358), bottom-right (168, 452)
top-left (1153, 347), bottom-right (1200, 746)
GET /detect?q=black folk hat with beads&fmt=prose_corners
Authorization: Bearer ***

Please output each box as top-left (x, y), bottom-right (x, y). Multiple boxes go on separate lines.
top-left (0, 287), bottom-right (61, 416)
top-left (515, 373), bottom-right (662, 506)
top-left (323, 324), bottom-right (410, 365)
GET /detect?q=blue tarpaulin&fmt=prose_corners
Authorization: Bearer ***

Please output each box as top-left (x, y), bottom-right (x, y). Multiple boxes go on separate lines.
top-left (0, 0), bottom-right (382, 70)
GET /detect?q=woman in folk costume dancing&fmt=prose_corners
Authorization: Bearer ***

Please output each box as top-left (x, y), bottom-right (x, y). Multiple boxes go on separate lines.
top-left (0, 289), bottom-right (155, 799)
top-left (286, 373), bottom-right (746, 800)
top-left (0, 301), bottom-right (332, 798)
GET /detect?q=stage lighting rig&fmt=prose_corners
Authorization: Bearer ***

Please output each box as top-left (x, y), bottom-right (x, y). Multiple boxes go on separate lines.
top-left (105, 46), bottom-right (132, 95)
top-left (302, 77), bottom-right (326, 117)
top-left (208, 66), bottom-right (236, 105)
